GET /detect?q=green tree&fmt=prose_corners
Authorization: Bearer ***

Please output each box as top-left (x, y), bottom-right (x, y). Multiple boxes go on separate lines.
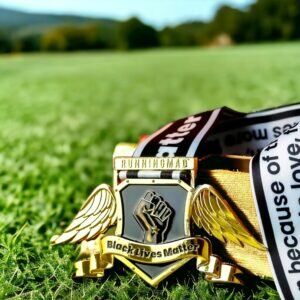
top-left (41, 23), bottom-right (114, 51)
top-left (160, 22), bottom-right (206, 47)
top-left (243, 0), bottom-right (300, 42)
top-left (210, 6), bottom-right (244, 42)
top-left (118, 17), bottom-right (159, 49)
top-left (0, 30), bottom-right (12, 53)
top-left (82, 23), bottom-right (108, 49)
top-left (13, 34), bottom-right (41, 52)
top-left (41, 26), bottom-right (86, 51)
top-left (57, 26), bottom-right (86, 51)
top-left (41, 30), bottom-right (67, 51)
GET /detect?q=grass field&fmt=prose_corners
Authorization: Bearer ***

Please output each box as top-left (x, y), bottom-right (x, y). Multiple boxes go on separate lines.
top-left (1, 43), bottom-right (300, 299)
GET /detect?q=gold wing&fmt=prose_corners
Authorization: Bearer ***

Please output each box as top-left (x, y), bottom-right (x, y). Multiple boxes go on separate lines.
top-left (51, 184), bottom-right (117, 245)
top-left (191, 184), bottom-right (265, 250)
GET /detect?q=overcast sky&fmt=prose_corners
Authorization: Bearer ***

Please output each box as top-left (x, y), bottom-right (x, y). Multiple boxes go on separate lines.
top-left (0, 0), bottom-right (255, 28)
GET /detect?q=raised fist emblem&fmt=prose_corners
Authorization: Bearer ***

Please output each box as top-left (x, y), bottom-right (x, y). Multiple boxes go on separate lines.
top-left (134, 191), bottom-right (173, 244)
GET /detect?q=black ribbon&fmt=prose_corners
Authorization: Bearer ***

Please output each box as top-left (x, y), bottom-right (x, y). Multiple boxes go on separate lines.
top-left (134, 103), bottom-right (300, 300)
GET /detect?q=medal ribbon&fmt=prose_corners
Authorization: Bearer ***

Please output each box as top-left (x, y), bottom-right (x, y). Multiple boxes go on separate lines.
top-left (134, 103), bottom-right (300, 300)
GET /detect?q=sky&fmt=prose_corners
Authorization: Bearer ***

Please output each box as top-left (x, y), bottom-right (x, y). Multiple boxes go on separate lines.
top-left (0, 0), bottom-right (255, 28)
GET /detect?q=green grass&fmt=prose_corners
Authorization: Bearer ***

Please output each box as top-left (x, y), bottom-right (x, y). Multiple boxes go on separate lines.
top-left (1, 43), bottom-right (300, 299)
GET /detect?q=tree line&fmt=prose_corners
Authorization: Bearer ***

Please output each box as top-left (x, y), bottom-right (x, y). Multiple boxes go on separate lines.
top-left (1, 0), bottom-right (300, 53)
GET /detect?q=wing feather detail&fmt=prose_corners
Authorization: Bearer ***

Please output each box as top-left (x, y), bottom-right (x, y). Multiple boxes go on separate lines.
top-left (87, 223), bottom-right (103, 240)
top-left (191, 184), bottom-right (265, 250)
top-left (51, 184), bottom-right (117, 245)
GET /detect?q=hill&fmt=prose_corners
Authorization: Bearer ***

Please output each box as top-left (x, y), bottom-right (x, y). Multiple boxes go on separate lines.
top-left (0, 7), bottom-right (118, 33)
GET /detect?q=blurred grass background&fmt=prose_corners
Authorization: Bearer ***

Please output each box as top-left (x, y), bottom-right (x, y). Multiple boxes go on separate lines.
top-left (1, 43), bottom-right (299, 299)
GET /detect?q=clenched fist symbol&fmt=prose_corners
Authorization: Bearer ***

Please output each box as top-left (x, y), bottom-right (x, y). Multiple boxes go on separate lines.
top-left (134, 191), bottom-right (173, 244)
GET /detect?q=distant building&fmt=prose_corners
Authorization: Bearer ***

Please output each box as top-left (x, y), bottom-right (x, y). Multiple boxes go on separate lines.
top-left (210, 33), bottom-right (233, 47)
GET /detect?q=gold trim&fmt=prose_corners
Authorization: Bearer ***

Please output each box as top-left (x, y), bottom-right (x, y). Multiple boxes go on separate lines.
top-left (198, 255), bottom-right (244, 285)
top-left (116, 255), bottom-right (193, 287)
top-left (113, 156), bottom-right (198, 187)
top-left (114, 157), bottom-right (196, 171)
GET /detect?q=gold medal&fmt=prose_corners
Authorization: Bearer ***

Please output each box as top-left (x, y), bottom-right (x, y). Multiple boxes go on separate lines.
top-left (51, 104), bottom-right (300, 299)
top-left (51, 143), bottom-right (267, 286)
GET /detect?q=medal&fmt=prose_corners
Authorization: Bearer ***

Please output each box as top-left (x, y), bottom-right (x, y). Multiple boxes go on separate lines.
top-left (51, 104), bottom-right (300, 300)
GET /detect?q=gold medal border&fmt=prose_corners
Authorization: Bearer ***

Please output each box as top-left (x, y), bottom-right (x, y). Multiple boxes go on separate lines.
top-left (113, 178), bottom-right (198, 287)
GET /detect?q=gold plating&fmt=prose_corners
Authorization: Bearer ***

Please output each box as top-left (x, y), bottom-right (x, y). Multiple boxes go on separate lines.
top-left (51, 155), bottom-right (269, 287)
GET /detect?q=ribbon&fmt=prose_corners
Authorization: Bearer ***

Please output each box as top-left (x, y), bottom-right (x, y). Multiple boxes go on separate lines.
top-left (75, 235), bottom-right (210, 278)
top-left (133, 103), bottom-right (300, 300)
top-left (251, 124), bottom-right (300, 300)
top-left (99, 235), bottom-right (210, 264)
